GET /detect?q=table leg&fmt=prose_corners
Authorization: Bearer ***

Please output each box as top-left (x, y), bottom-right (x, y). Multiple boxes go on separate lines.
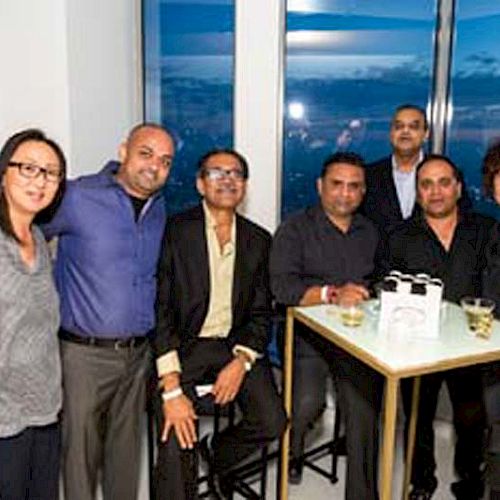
top-left (380, 377), bottom-right (399, 500)
top-left (402, 377), bottom-right (420, 500)
top-left (278, 308), bottom-right (294, 500)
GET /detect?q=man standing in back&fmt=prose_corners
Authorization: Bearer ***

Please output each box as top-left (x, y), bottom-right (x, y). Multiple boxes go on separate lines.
top-left (363, 104), bottom-right (429, 239)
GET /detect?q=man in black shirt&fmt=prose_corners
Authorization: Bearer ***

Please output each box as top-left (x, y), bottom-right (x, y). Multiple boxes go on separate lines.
top-left (270, 152), bottom-right (383, 500)
top-left (385, 154), bottom-right (493, 500)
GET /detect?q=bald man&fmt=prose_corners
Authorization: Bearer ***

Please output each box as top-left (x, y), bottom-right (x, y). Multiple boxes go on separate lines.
top-left (43, 123), bottom-right (175, 500)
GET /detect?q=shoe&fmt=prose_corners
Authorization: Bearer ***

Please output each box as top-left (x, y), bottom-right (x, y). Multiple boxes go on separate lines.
top-left (409, 488), bottom-right (434, 500)
top-left (409, 476), bottom-right (438, 500)
top-left (199, 435), bottom-right (232, 500)
top-left (450, 478), bottom-right (484, 499)
top-left (288, 458), bottom-right (303, 485)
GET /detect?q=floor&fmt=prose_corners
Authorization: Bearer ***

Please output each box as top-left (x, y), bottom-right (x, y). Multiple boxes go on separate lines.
top-left (127, 406), bottom-right (458, 500)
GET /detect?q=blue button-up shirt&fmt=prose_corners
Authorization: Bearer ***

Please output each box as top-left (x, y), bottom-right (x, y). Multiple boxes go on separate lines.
top-left (43, 161), bottom-right (166, 338)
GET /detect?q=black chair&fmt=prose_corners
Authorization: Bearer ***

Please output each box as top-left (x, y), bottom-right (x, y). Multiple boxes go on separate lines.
top-left (147, 385), bottom-right (269, 500)
top-left (271, 312), bottom-right (347, 485)
top-left (198, 399), bottom-right (269, 500)
top-left (300, 397), bottom-right (345, 483)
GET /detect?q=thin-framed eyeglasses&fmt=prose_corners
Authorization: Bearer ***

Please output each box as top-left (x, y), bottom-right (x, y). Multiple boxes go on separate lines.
top-left (8, 162), bottom-right (63, 184)
top-left (201, 167), bottom-right (247, 182)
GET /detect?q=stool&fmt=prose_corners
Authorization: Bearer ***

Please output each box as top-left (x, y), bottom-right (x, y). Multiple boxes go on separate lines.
top-left (147, 381), bottom-right (271, 500)
top-left (270, 313), bottom-right (346, 484)
top-left (300, 397), bottom-right (345, 483)
top-left (198, 398), bottom-right (269, 499)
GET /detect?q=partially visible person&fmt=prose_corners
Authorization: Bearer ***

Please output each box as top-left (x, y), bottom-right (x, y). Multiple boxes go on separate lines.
top-left (42, 123), bottom-right (175, 500)
top-left (482, 140), bottom-right (500, 500)
top-left (0, 129), bottom-right (66, 500)
top-left (154, 149), bottom-right (286, 500)
top-left (363, 104), bottom-right (429, 240)
top-left (384, 154), bottom-right (492, 500)
top-left (270, 152), bottom-right (383, 500)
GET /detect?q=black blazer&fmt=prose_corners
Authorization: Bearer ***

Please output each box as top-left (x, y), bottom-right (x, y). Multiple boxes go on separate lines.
top-left (153, 204), bottom-right (272, 361)
top-left (362, 156), bottom-right (418, 239)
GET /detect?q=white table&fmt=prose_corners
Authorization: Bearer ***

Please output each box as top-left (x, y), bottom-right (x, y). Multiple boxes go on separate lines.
top-left (279, 302), bottom-right (500, 500)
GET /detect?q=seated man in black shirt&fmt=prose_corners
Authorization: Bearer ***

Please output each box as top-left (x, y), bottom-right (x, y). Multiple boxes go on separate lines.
top-left (270, 152), bottom-right (383, 500)
top-left (384, 154), bottom-right (493, 500)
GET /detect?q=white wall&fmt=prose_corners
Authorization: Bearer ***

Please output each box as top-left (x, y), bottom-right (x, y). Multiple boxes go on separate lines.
top-left (0, 0), bottom-right (141, 177)
top-left (65, 0), bottom-right (142, 174)
top-left (235, 0), bottom-right (284, 232)
top-left (0, 0), bottom-right (72, 159)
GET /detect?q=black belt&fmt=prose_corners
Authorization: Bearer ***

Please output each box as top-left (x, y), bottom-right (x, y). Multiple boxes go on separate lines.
top-left (59, 329), bottom-right (149, 349)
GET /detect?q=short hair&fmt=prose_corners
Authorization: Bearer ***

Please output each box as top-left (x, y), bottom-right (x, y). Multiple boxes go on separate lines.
top-left (0, 129), bottom-right (67, 242)
top-left (197, 148), bottom-right (249, 179)
top-left (320, 151), bottom-right (365, 178)
top-left (416, 154), bottom-right (462, 183)
top-left (482, 139), bottom-right (500, 198)
top-left (125, 122), bottom-right (174, 146)
top-left (393, 104), bottom-right (429, 131)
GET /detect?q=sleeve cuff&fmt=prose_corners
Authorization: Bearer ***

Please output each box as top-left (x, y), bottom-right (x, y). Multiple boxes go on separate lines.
top-left (156, 351), bottom-right (182, 377)
top-left (233, 344), bottom-right (261, 364)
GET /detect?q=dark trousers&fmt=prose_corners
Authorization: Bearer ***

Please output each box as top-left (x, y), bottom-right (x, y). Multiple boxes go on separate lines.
top-left (154, 339), bottom-right (286, 500)
top-left (60, 339), bottom-right (149, 500)
top-left (290, 334), bottom-right (335, 459)
top-left (292, 332), bottom-right (383, 500)
top-left (0, 422), bottom-right (60, 500)
top-left (402, 365), bottom-right (486, 492)
top-left (484, 361), bottom-right (500, 494)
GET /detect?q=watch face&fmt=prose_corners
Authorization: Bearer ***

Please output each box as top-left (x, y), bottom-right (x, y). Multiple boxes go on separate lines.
top-left (244, 361), bottom-right (252, 372)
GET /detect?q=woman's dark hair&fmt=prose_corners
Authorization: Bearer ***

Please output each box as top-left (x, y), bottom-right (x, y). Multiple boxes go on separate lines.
top-left (0, 128), bottom-right (67, 242)
top-left (482, 139), bottom-right (500, 198)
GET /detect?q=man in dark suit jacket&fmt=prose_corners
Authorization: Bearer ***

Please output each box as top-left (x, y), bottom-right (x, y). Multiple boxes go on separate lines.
top-left (363, 104), bottom-right (429, 239)
top-left (153, 149), bottom-right (286, 500)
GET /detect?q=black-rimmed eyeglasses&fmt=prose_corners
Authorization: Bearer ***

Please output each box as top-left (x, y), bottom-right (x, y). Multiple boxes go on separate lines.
top-left (8, 162), bottom-right (63, 184)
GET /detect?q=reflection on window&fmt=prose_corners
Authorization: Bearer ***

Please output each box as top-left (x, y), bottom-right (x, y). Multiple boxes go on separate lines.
top-left (282, 0), bottom-right (437, 217)
top-left (143, 0), bottom-right (234, 214)
top-left (446, 2), bottom-right (500, 217)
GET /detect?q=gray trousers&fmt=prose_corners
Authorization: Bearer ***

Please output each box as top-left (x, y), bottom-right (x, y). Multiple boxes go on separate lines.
top-left (60, 339), bottom-right (149, 500)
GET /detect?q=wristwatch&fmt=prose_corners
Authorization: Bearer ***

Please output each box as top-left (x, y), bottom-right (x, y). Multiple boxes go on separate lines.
top-left (235, 352), bottom-right (253, 372)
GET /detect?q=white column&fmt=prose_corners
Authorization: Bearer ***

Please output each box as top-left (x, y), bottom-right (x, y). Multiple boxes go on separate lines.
top-left (234, 0), bottom-right (285, 232)
top-left (0, 0), bottom-right (72, 161)
top-left (0, 0), bottom-right (142, 178)
top-left (66, 0), bottom-right (142, 175)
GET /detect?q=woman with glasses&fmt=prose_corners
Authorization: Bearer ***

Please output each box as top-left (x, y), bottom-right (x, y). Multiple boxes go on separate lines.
top-left (0, 129), bottom-right (66, 500)
top-left (482, 141), bottom-right (500, 500)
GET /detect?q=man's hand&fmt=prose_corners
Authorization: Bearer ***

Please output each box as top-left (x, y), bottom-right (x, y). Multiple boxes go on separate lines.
top-left (336, 282), bottom-right (370, 306)
top-left (212, 357), bottom-right (247, 405)
top-left (299, 285), bottom-right (323, 306)
top-left (161, 393), bottom-right (198, 449)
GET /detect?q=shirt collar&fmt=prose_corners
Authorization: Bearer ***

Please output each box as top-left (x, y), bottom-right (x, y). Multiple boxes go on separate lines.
top-left (391, 150), bottom-right (424, 173)
top-left (314, 204), bottom-right (366, 235)
top-left (413, 209), bottom-right (464, 234)
top-left (202, 200), bottom-right (236, 245)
